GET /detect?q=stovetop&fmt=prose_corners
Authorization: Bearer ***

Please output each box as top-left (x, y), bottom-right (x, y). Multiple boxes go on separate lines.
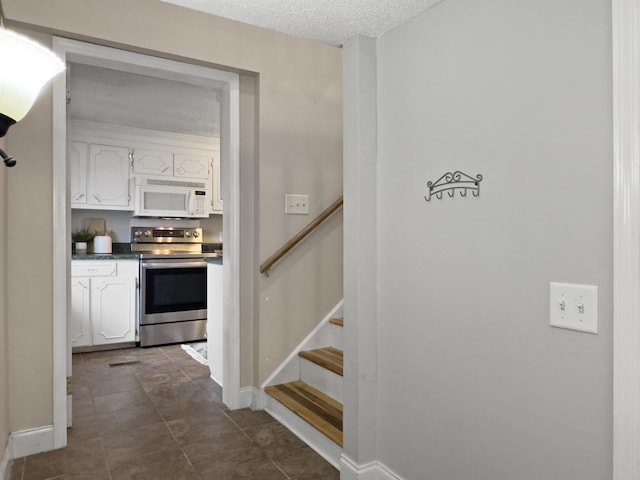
top-left (137, 251), bottom-right (220, 259)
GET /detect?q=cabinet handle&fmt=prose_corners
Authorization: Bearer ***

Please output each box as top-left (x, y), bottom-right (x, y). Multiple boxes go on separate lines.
top-left (76, 193), bottom-right (85, 200)
top-left (93, 194), bottom-right (102, 202)
top-left (162, 166), bottom-right (170, 173)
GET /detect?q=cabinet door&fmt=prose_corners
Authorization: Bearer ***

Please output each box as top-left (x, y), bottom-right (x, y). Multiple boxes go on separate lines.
top-left (91, 276), bottom-right (136, 345)
top-left (70, 278), bottom-right (92, 348)
top-left (69, 141), bottom-right (88, 205)
top-left (173, 152), bottom-right (210, 179)
top-left (132, 148), bottom-right (173, 176)
top-left (87, 144), bottom-right (132, 209)
top-left (211, 154), bottom-right (223, 214)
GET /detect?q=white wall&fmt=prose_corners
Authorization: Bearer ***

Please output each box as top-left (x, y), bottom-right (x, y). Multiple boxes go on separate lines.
top-left (349, 0), bottom-right (612, 478)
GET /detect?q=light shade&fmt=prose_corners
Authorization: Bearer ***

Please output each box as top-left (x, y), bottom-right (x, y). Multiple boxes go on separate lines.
top-left (0, 28), bottom-right (65, 136)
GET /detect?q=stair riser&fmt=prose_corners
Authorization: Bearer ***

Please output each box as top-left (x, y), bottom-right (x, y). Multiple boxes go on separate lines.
top-left (300, 357), bottom-right (343, 403)
top-left (330, 323), bottom-right (343, 350)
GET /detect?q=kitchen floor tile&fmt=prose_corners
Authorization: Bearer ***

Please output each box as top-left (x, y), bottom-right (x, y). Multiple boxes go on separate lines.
top-left (109, 448), bottom-right (199, 480)
top-left (102, 422), bottom-right (178, 470)
top-left (22, 437), bottom-right (107, 480)
top-left (88, 374), bottom-right (141, 397)
top-left (13, 346), bottom-right (338, 479)
top-left (95, 404), bottom-right (164, 435)
top-left (6, 457), bottom-right (24, 480)
top-left (71, 396), bottom-right (95, 419)
top-left (92, 387), bottom-right (151, 414)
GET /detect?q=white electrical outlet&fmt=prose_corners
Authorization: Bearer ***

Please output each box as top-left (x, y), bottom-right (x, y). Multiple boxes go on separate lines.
top-left (549, 282), bottom-right (598, 334)
top-left (285, 194), bottom-right (309, 215)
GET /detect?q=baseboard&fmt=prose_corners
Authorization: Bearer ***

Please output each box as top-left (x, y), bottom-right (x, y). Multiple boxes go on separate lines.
top-left (238, 386), bottom-right (253, 409)
top-left (0, 438), bottom-right (11, 480)
top-left (340, 455), bottom-right (405, 480)
top-left (209, 373), bottom-right (222, 388)
top-left (9, 426), bottom-right (54, 459)
top-left (251, 386), bottom-right (266, 411)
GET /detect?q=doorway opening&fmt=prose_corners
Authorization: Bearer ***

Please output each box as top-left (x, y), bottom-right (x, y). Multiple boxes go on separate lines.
top-left (51, 38), bottom-right (242, 449)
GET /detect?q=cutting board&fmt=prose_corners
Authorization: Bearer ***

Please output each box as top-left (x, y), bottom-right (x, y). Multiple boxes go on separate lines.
top-left (83, 218), bottom-right (106, 236)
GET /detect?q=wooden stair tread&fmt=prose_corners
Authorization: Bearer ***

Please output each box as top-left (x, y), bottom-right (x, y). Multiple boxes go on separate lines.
top-left (265, 380), bottom-right (343, 446)
top-left (299, 347), bottom-right (343, 376)
top-left (329, 317), bottom-right (344, 327)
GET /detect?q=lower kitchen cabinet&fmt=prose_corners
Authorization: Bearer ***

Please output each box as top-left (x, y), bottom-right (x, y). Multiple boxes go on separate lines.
top-left (70, 260), bottom-right (138, 349)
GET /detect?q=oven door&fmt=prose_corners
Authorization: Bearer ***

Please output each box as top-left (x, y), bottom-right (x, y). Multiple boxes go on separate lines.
top-left (140, 258), bottom-right (207, 325)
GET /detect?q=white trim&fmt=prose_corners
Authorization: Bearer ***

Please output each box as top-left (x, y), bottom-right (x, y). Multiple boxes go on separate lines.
top-left (221, 75), bottom-right (242, 410)
top-left (9, 426), bottom-right (54, 459)
top-left (238, 386), bottom-right (254, 409)
top-left (0, 438), bottom-right (12, 480)
top-left (51, 38), bottom-right (242, 445)
top-left (252, 386), bottom-right (267, 411)
top-left (340, 455), bottom-right (405, 480)
top-left (612, 0), bottom-right (640, 478)
top-left (51, 38), bottom-right (69, 451)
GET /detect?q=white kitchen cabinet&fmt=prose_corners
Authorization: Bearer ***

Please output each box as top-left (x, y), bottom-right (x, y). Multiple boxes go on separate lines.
top-left (70, 260), bottom-right (138, 350)
top-left (211, 154), bottom-right (223, 214)
top-left (91, 275), bottom-right (137, 345)
top-left (70, 278), bottom-right (91, 348)
top-left (131, 147), bottom-right (173, 176)
top-left (71, 121), bottom-right (222, 214)
top-left (207, 260), bottom-right (223, 385)
top-left (69, 141), bottom-right (88, 205)
top-left (87, 144), bottom-right (132, 209)
top-left (71, 142), bottom-right (132, 210)
top-left (174, 152), bottom-right (210, 180)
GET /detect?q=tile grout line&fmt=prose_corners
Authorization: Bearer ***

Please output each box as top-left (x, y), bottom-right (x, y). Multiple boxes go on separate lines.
top-left (271, 459), bottom-right (293, 479)
top-left (134, 347), bottom-right (215, 476)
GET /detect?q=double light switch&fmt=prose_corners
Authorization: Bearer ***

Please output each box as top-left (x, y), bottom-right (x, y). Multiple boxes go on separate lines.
top-left (549, 282), bottom-right (598, 334)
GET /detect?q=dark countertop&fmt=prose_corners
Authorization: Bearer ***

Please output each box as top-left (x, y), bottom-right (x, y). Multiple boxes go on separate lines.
top-left (72, 253), bottom-right (140, 260)
top-left (205, 256), bottom-right (223, 265)
top-left (72, 242), bottom-right (222, 261)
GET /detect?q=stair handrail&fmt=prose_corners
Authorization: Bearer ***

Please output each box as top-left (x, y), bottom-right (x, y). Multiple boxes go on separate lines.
top-left (260, 195), bottom-right (343, 276)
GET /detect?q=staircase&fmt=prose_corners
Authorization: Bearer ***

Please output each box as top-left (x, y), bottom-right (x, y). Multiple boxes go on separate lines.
top-left (262, 309), bottom-right (344, 467)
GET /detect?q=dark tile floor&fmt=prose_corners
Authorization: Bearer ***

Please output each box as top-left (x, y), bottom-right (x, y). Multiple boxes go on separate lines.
top-left (6, 345), bottom-right (339, 480)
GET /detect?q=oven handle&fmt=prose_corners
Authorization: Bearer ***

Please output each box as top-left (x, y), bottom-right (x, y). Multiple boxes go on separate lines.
top-left (141, 260), bottom-right (208, 269)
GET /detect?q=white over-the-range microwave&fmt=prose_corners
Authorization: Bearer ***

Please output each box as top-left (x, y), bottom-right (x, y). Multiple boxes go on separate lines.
top-left (134, 176), bottom-right (211, 218)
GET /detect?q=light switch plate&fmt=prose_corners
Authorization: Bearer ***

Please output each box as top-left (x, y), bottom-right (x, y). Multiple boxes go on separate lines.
top-left (549, 282), bottom-right (598, 334)
top-left (285, 194), bottom-right (309, 215)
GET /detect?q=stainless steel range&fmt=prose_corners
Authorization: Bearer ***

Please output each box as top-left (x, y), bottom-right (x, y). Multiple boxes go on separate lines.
top-left (132, 226), bottom-right (216, 347)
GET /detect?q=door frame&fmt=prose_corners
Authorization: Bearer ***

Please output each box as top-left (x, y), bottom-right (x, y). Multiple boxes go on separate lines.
top-left (50, 38), bottom-right (241, 448)
top-left (612, 0), bottom-right (640, 477)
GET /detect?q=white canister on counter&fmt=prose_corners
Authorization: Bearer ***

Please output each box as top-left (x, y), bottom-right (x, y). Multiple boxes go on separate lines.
top-left (93, 236), bottom-right (112, 254)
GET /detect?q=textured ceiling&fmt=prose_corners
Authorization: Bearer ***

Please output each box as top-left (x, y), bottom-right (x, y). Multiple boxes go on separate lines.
top-left (160, 0), bottom-right (444, 46)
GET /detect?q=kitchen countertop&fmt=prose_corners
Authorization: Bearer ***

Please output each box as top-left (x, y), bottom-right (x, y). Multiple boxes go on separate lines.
top-left (72, 242), bottom-right (222, 261)
top-left (205, 256), bottom-right (223, 265)
top-left (72, 253), bottom-right (140, 260)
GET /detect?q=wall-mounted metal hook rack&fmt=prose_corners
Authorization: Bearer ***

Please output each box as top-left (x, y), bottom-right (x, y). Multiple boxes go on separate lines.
top-left (424, 171), bottom-right (483, 201)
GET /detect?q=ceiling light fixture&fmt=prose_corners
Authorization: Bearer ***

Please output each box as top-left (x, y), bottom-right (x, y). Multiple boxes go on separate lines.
top-left (0, 24), bottom-right (65, 167)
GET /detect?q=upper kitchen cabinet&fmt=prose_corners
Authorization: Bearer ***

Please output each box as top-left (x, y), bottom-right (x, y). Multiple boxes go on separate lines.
top-left (211, 154), bottom-right (223, 214)
top-left (70, 140), bottom-right (132, 210)
top-left (174, 152), bottom-right (210, 180)
top-left (88, 144), bottom-right (132, 208)
top-left (70, 120), bottom-right (222, 214)
top-left (131, 148), bottom-right (173, 177)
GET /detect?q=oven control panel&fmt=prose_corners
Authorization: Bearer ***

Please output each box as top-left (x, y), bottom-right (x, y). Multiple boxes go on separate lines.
top-left (131, 227), bottom-right (202, 244)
